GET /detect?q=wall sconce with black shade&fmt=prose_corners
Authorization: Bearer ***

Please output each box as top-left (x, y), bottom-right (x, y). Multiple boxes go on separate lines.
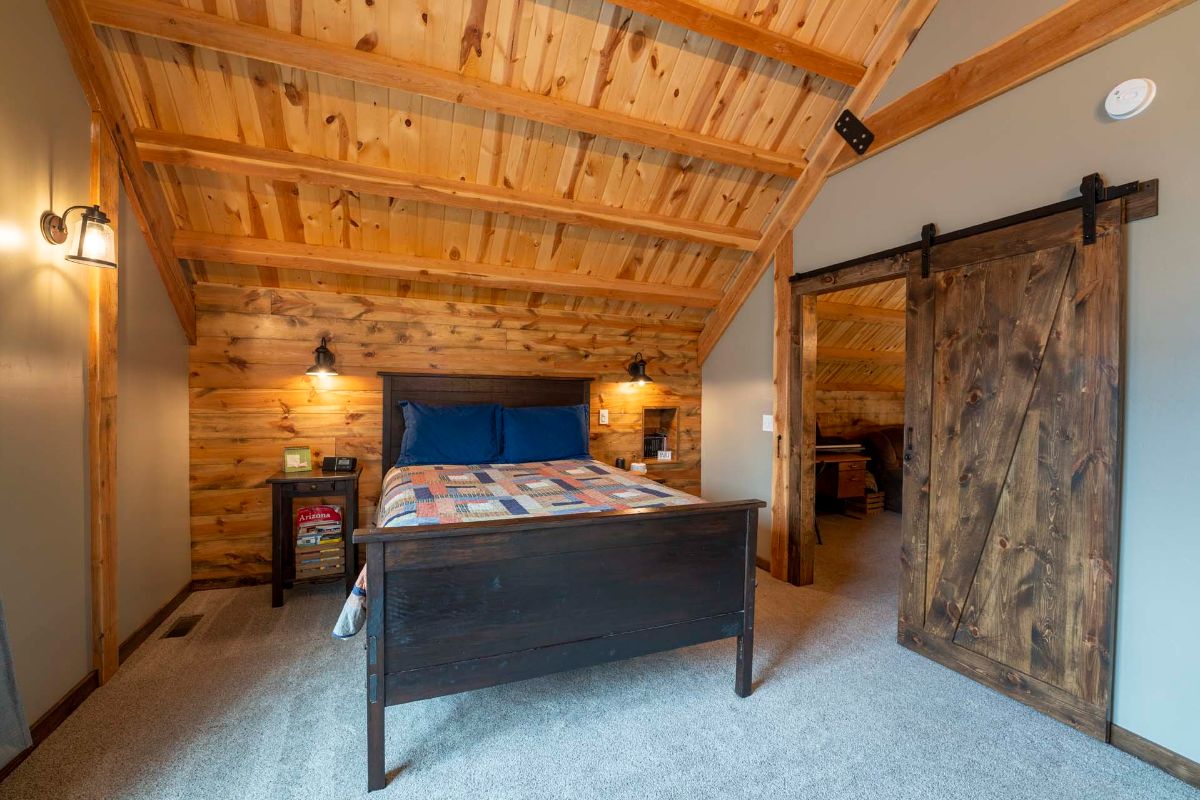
top-left (626, 352), bottom-right (653, 386)
top-left (40, 204), bottom-right (118, 268)
top-left (305, 337), bottom-right (338, 377)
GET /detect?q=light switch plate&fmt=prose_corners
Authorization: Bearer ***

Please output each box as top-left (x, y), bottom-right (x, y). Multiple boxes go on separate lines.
top-left (762, 415), bottom-right (774, 432)
top-left (599, 409), bottom-right (609, 425)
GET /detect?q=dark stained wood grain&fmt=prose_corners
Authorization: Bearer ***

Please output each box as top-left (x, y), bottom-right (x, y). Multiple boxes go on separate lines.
top-left (900, 202), bottom-right (1125, 739)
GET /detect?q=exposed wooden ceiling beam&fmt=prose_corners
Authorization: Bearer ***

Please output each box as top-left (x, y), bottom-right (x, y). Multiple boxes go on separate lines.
top-left (831, 0), bottom-right (1195, 173)
top-left (815, 300), bottom-right (905, 325)
top-left (175, 232), bottom-right (723, 309)
top-left (697, 0), bottom-right (939, 363)
top-left (816, 346), bottom-right (904, 366)
top-left (135, 130), bottom-right (761, 252)
top-left (45, 0), bottom-right (197, 343)
top-left (609, 0), bottom-right (866, 85)
top-left (86, 0), bottom-right (807, 178)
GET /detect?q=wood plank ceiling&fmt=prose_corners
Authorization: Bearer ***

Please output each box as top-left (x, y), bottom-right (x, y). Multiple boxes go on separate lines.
top-left (82, 0), bottom-right (927, 350)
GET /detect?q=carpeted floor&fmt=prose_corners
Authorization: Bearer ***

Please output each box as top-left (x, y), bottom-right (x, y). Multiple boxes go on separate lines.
top-left (2, 513), bottom-right (1196, 800)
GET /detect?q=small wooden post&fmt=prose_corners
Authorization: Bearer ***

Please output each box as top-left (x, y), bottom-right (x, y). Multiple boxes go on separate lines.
top-left (769, 237), bottom-right (794, 581)
top-left (87, 114), bottom-right (119, 683)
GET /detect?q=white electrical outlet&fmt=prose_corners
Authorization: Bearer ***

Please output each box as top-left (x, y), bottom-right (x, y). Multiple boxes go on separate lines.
top-left (762, 414), bottom-right (774, 432)
top-left (599, 408), bottom-right (610, 425)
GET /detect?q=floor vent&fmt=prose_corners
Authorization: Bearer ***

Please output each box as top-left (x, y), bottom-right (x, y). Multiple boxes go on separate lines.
top-left (161, 614), bottom-right (203, 639)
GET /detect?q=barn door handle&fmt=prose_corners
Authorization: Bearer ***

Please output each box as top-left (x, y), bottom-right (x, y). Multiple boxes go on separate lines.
top-left (903, 427), bottom-right (914, 463)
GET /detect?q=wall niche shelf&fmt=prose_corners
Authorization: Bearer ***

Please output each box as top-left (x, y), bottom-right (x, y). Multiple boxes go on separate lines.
top-left (641, 407), bottom-right (680, 463)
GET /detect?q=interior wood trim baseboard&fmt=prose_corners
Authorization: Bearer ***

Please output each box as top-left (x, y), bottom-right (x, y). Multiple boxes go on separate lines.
top-left (1111, 724), bottom-right (1200, 789)
top-left (118, 582), bottom-right (193, 665)
top-left (189, 576), bottom-right (272, 592)
top-left (0, 670), bottom-right (98, 784)
top-left (755, 556), bottom-right (771, 572)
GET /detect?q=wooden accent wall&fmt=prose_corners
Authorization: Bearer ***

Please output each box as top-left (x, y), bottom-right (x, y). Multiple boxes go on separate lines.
top-left (189, 283), bottom-right (701, 585)
top-left (815, 389), bottom-right (905, 439)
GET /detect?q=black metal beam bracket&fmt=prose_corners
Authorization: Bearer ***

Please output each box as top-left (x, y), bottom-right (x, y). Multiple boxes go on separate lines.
top-left (834, 110), bottom-right (874, 155)
top-left (1080, 173), bottom-right (1141, 244)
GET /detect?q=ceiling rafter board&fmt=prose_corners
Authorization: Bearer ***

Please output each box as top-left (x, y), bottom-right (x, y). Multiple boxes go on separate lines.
top-left (84, 0), bottom-right (812, 177)
top-left (697, 0), bottom-right (939, 363)
top-left (606, 0), bottom-right (867, 84)
top-left (175, 232), bottom-right (723, 308)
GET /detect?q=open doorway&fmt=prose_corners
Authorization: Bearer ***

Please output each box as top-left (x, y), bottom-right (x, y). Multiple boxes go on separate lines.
top-left (810, 277), bottom-right (906, 582)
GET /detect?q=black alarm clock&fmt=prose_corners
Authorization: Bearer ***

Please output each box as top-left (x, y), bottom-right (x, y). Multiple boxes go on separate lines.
top-left (322, 456), bottom-right (357, 472)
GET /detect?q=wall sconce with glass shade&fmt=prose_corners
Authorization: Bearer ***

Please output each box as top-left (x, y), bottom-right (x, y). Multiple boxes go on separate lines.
top-left (39, 204), bottom-right (118, 268)
top-left (305, 337), bottom-right (338, 377)
top-left (626, 352), bottom-right (653, 386)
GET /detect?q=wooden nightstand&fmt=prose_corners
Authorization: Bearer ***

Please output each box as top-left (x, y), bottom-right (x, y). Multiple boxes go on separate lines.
top-left (266, 467), bottom-right (362, 608)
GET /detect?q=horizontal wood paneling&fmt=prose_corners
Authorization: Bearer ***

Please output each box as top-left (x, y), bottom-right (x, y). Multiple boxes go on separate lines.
top-left (815, 389), bottom-right (905, 438)
top-left (189, 282), bottom-right (701, 583)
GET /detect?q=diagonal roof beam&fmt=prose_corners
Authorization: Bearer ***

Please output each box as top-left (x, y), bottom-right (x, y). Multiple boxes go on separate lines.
top-left (698, 0), bottom-right (940, 362)
top-left (45, 0), bottom-right (197, 342)
top-left (831, 0), bottom-right (1196, 173)
top-left (610, 0), bottom-right (866, 85)
top-left (135, 129), bottom-right (762, 252)
top-left (174, 232), bottom-right (724, 309)
top-left (85, 0), bottom-right (807, 178)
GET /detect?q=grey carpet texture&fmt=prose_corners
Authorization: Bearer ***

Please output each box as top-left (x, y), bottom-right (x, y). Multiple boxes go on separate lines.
top-left (2, 513), bottom-right (1196, 800)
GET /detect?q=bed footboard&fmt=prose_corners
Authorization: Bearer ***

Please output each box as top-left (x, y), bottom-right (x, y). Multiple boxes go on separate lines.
top-left (354, 499), bottom-right (763, 792)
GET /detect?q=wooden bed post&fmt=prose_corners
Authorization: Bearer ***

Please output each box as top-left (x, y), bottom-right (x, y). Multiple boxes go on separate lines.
top-left (365, 541), bottom-right (386, 792)
top-left (736, 507), bottom-right (758, 697)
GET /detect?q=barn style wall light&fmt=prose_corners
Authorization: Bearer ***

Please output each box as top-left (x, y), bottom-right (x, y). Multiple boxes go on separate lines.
top-left (305, 337), bottom-right (338, 377)
top-left (626, 352), bottom-right (653, 386)
top-left (40, 204), bottom-right (118, 268)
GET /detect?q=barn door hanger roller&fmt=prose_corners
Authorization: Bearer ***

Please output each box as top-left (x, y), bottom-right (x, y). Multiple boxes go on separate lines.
top-left (1080, 173), bottom-right (1140, 245)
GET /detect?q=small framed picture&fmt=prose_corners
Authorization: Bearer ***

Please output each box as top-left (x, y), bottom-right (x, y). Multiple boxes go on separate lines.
top-left (283, 446), bottom-right (313, 472)
top-left (657, 450), bottom-right (673, 462)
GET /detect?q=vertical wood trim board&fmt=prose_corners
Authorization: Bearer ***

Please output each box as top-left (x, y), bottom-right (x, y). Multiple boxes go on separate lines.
top-left (769, 238), bottom-right (794, 580)
top-left (188, 284), bottom-right (702, 584)
top-left (88, 116), bottom-right (120, 684)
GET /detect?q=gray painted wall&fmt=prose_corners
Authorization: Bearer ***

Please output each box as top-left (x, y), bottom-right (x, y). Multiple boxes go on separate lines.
top-left (703, 1), bottom-right (1200, 763)
top-left (116, 192), bottom-right (191, 641)
top-left (0, 0), bottom-right (192, 725)
top-left (0, 0), bottom-right (95, 725)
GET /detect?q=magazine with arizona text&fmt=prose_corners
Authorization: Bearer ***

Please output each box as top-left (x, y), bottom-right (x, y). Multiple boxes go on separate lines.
top-left (295, 505), bottom-right (343, 547)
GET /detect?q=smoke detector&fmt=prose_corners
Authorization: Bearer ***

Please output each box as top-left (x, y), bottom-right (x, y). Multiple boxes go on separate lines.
top-left (1105, 78), bottom-right (1156, 120)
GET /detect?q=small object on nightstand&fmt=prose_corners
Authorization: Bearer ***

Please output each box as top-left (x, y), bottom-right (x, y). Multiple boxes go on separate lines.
top-left (615, 457), bottom-right (627, 470)
top-left (630, 462), bottom-right (647, 474)
top-left (283, 445), bottom-right (312, 472)
top-left (657, 450), bottom-right (673, 461)
top-left (267, 466), bottom-right (362, 608)
top-left (322, 455), bottom-right (357, 472)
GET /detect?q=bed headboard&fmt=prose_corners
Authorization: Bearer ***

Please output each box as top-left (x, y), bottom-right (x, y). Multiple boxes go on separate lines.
top-left (379, 373), bottom-right (593, 469)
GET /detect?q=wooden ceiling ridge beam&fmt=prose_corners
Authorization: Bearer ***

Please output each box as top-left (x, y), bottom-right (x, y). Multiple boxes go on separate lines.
top-left (608, 0), bottom-right (866, 85)
top-left (85, 0), bottom-right (808, 178)
top-left (134, 129), bottom-right (761, 252)
top-left (46, 0), bottom-right (197, 343)
top-left (830, 0), bottom-right (1195, 172)
top-left (697, 0), bottom-right (941, 363)
top-left (175, 232), bottom-right (723, 309)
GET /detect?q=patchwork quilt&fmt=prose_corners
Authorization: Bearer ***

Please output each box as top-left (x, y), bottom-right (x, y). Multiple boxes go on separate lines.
top-left (332, 459), bottom-right (700, 638)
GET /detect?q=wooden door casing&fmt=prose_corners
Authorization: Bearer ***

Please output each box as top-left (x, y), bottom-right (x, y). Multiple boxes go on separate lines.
top-left (899, 201), bottom-right (1124, 739)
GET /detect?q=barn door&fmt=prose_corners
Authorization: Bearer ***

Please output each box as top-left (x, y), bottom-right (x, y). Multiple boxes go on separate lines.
top-left (899, 200), bottom-right (1123, 739)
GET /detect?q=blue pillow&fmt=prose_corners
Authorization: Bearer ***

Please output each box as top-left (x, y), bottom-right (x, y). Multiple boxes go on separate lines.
top-left (396, 401), bottom-right (501, 466)
top-left (501, 404), bottom-right (590, 463)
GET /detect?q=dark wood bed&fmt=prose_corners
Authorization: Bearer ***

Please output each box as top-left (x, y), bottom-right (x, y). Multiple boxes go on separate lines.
top-left (354, 373), bottom-right (764, 792)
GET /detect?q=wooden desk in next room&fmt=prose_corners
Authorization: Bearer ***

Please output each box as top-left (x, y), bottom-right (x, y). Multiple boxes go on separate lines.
top-left (815, 452), bottom-right (870, 502)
